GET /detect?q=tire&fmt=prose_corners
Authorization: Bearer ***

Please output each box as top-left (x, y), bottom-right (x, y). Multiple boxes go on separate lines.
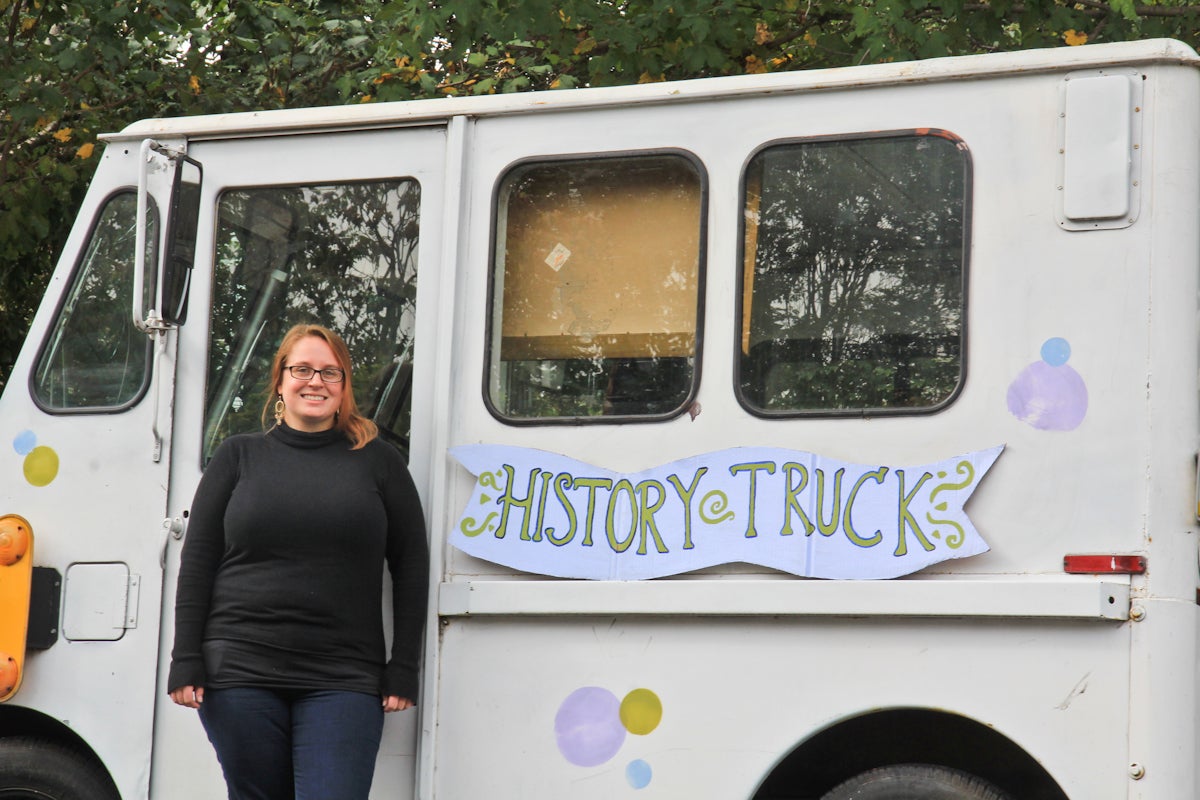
top-left (0, 737), bottom-right (119, 800)
top-left (822, 763), bottom-right (1012, 800)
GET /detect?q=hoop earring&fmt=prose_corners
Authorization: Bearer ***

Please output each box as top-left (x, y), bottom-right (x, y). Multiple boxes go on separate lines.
top-left (274, 395), bottom-right (285, 424)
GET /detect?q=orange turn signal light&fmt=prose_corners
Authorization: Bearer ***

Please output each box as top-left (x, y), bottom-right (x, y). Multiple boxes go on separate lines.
top-left (1063, 554), bottom-right (1147, 575)
top-left (0, 517), bottom-right (30, 567)
top-left (0, 654), bottom-right (17, 699)
top-left (0, 514), bottom-right (33, 702)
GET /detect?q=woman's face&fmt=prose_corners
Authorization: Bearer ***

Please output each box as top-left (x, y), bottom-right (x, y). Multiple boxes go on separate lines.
top-left (278, 335), bottom-right (345, 432)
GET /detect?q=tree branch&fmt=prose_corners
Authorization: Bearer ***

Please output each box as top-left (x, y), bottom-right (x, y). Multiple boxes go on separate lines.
top-left (5, 0), bottom-right (25, 54)
top-left (962, 1), bottom-right (1200, 18)
top-left (1071, 0), bottom-right (1200, 17)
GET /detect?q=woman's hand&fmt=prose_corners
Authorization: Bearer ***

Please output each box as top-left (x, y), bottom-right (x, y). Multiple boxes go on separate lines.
top-left (382, 695), bottom-right (414, 713)
top-left (170, 685), bottom-right (205, 709)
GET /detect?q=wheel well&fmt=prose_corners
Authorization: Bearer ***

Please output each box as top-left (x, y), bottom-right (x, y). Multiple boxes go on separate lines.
top-left (751, 707), bottom-right (1068, 800)
top-left (0, 705), bottom-right (120, 796)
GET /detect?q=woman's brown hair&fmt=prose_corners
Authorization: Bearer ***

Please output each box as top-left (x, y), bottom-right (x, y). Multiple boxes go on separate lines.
top-left (262, 323), bottom-right (378, 450)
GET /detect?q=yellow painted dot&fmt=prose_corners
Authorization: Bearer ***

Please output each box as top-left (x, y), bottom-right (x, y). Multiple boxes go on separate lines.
top-left (619, 688), bottom-right (662, 736)
top-left (23, 446), bottom-right (59, 487)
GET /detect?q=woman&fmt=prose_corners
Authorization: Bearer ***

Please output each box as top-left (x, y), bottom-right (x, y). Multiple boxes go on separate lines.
top-left (168, 323), bottom-right (429, 800)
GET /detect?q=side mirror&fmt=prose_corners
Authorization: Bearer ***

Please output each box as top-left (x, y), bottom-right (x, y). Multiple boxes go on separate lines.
top-left (134, 140), bottom-right (202, 332)
top-left (160, 155), bottom-right (202, 326)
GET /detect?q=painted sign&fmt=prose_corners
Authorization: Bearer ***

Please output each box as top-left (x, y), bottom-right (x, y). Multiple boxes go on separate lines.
top-left (450, 444), bottom-right (1004, 580)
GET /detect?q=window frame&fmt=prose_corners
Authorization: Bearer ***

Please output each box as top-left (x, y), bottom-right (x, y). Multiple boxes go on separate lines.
top-left (483, 148), bottom-right (709, 426)
top-left (734, 128), bottom-right (973, 419)
top-left (201, 176), bottom-right (425, 463)
top-left (30, 188), bottom-right (157, 415)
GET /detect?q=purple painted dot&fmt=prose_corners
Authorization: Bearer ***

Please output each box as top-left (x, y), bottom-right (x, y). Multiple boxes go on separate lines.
top-left (555, 687), bottom-right (625, 767)
top-left (1007, 360), bottom-right (1088, 431)
top-left (13, 430), bottom-right (36, 456)
top-left (1041, 337), bottom-right (1071, 367)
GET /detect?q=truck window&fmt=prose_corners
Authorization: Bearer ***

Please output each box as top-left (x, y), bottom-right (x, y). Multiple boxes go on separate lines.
top-left (487, 153), bottom-right (704, 421)
top-left (32, 191), bottom-right (157, 411)
top-left (739, 132), bottom-right (968, 414)
top-left (203, 179), bottom-right (421, 461)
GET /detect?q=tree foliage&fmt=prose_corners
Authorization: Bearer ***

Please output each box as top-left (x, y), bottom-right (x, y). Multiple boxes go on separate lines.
top-left (3, 0), bottom-right (1199, 390)
top-left (381, 0), bottom-right (1200, 96)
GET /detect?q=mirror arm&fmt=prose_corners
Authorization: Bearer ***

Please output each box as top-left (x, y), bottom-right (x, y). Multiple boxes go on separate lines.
top-left (134, 139), bottom-right (184, 335)
top-left (133, 140), bottom-right (154, 333)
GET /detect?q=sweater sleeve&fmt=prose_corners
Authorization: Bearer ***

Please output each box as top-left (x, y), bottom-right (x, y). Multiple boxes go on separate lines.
top-left (379, 448), bottom-right (430, 700)
top-left (166, 439), bottom-right (241, 693)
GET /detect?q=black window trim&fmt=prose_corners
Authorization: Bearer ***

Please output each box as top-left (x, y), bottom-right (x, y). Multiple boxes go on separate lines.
top-left (201, 174), bottom-right (425, 468)
top-left (29, 187), bottom-right (158, 416)
top-left (733, 127), bottom-right (973, 420)
top-left (482, 147), bottom-right (710, 427)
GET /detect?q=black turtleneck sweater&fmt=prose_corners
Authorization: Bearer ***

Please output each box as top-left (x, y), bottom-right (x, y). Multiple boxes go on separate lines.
top-left (167, 423), bottom-right (428, 700)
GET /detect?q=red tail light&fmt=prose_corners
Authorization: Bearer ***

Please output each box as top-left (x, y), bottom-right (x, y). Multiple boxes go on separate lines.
top-left (1063, 554), bottom-right (1146, 574)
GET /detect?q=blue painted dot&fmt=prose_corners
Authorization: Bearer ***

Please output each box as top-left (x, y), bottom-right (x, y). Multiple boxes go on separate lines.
top-left (1041, 338), bottom-right (1071, 367)
top-left (13, 430), bottom-right (36, 456)
top-left (626, 759), bottom-right (652, 789)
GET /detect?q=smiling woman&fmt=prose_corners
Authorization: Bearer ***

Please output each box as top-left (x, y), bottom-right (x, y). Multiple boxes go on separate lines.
top-left (275, 333), bottom-right (346, 433)
top-left (168, 322), bottom-right (429, 800)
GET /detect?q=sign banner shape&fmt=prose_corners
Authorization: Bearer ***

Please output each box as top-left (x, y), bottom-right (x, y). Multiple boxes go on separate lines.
top-left (450, 444), bottom-right (1004, 580)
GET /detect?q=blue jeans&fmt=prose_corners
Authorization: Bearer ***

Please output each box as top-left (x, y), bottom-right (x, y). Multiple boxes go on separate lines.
top-left (199, 687), bottom-right (384, 800)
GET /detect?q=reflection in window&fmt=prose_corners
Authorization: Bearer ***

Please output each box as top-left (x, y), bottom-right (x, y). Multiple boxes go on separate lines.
top-left (33, 192), bottom-right (156, 410)
top-left (204, 180), bottom-right (421, 461)
top-left (489, 155), bottom-right (703, 420)
top-left (739, 133), bottom-right (968, 413)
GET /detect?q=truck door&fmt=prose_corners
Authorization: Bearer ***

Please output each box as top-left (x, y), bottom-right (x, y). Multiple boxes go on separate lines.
top-left (0, 146), bottom-right (182, 800)
top-left (149, 125), bottom-right (447, 799)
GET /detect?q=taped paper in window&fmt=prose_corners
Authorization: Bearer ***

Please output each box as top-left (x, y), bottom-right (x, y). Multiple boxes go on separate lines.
top-left (544, 243), bottom-right (571, 271)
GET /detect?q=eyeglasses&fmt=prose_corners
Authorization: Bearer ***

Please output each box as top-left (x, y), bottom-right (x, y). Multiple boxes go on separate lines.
top-left (285, 365), bottom-right (345, 383)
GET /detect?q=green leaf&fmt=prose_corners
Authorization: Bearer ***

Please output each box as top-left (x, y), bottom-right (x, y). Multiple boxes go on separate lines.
top-left (1108, 0), bottom-right (1139, 22)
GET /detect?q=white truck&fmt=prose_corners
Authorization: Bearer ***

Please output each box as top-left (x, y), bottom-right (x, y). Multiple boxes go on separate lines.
top-left (1, 36), bottom-right (1197, 799)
